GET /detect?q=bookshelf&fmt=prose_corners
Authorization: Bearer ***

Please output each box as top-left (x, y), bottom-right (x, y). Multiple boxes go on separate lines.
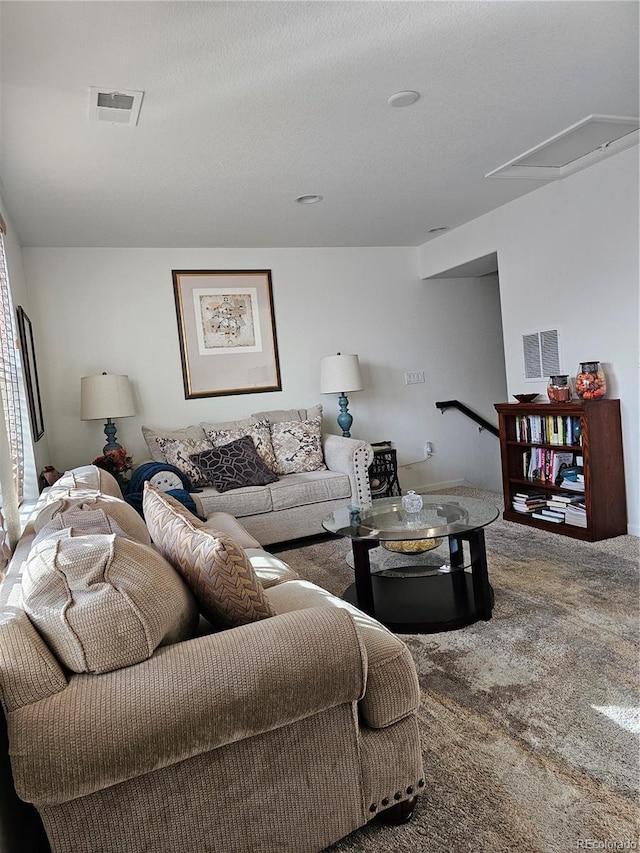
top-left (494, 400), bottom-right (627, 541)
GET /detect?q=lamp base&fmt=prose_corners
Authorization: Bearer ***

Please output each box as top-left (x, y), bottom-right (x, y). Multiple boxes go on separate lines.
top-left (103, 418), bottom-right (123, 454)
top-left (337, 394), bottom-right (353, 438)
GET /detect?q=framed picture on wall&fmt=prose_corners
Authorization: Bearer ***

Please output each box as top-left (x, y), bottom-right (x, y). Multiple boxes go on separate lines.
top-left (172, 269), bottom-right (282, 399)
top-left (16, 306), bottom-right (45, 441)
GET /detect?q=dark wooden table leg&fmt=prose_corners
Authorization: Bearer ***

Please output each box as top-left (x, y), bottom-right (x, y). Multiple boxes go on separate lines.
top-left (449, 534), bottom-right (464, 568)
top-left (350, 539), bottom-right (378, 616)
top-left (448, 534), bottom-right (469, 609)
top-left (469, 528), bottom-right (492, 620)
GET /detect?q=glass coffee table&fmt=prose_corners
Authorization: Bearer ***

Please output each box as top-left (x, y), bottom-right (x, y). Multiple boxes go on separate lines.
top-left (322, 494), bottom-right (499, 633)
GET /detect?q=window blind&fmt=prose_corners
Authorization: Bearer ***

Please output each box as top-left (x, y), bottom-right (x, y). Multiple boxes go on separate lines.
top-left (0, 222), bottom-right (24, 563)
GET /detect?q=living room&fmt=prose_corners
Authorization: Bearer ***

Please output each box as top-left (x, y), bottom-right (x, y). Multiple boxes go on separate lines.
top-left (0, 2), bottom-right (638, 851)
top-left (0, 2), bottom-right (638, 537)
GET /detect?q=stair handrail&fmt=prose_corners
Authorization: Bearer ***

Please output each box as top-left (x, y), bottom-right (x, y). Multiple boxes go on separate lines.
top-left (435, 400), bottom-right (499, 437)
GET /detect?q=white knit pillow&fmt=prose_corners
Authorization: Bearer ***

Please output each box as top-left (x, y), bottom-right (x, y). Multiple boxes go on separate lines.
top-left (49, 465), bottom-right (123, 499)
top-left (23, 531), bottom-right (199, 674)
top-left (33, 492), bottom-right (151, 545)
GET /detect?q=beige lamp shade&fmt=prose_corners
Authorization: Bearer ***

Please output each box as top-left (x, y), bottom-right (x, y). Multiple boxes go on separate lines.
top-left (319, 354), bottom-right (363, 438)
top-left (320, 354), bottom-right (363, 394)
top-left (80, 374), bottom-right (135, 421)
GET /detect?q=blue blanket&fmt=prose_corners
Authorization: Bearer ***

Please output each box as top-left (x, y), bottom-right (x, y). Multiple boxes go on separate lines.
top-left (124, 462), bottom-right (206, 521)
top-left (126, 461), bottom-right (197, 495)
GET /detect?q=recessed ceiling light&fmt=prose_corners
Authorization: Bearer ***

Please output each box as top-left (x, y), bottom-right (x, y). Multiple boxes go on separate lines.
top-left (429, 226), bottom-right (450, 234)
top-left (388, 90), bottom-right (420, 108)
top-left (295, 194), bottom-right (323, 204)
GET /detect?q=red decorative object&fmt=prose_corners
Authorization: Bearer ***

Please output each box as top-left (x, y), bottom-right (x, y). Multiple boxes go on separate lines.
top-left (92, 448), bottom-right (133, 476)
top-left (575, 361), bottom-right (607, 400)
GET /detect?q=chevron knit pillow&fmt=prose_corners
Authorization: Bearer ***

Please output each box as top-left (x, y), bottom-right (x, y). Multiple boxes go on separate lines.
top-left (142, 483), bottom-right (276, 628)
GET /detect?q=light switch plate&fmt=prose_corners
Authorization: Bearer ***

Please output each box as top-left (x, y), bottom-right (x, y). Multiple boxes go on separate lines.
top-left (405, 370), bottom-right (425, 385)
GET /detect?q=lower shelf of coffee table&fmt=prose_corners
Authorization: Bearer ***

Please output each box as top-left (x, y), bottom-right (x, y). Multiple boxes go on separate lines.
top-left (343, 571), bottom-right (494, 634)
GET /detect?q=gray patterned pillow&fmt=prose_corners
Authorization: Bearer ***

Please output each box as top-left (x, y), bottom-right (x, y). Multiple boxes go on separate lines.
top-left (202, 419), bottom-right (278, 472)
top-left (269, 417), bottom-right (326, 475)
top-left (190, 436), bottom-right (279, 493)
top-left (156, 436), bottom-right (214, 487)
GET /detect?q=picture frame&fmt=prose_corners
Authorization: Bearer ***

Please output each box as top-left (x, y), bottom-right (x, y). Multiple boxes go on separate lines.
top-left (172, 270), bottom-right (282, 399)
top-left (15, 306), bottom-right (45, 441)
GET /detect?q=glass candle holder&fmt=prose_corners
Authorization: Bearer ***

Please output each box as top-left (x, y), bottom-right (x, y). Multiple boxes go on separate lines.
top-left (575, 361), bottom-right (607, 400)
top-left (547, 375), bottom-right (572, 402)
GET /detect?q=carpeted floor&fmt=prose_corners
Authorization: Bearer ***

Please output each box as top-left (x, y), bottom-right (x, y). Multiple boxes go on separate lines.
top-left (271, 488), bottom-right (640, 852)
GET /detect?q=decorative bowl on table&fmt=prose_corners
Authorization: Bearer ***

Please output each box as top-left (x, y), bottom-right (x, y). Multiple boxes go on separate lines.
top-left (513, 393), bottom-right (539, 403)
top-left (381, 538), bottom-right (443, 554)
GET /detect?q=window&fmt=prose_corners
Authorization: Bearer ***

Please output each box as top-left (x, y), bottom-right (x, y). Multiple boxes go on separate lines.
top-left (0, 216), bottom-right (26, 568)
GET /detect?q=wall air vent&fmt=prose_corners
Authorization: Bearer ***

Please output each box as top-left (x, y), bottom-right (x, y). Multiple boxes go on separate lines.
top-left (486, 115), bottom-right (639, 181)
top-left (522, 329), bottom-right (561, 381)
top-left (89, 87), bottom-right (144, 126)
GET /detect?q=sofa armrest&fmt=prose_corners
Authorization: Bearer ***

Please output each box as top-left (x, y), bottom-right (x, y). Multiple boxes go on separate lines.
top-left (8, 606), bottom-right (367, 806)
top-left (322, 434), bottom-right (374, 508)
top-left (266, 581), bottom-right (421, 729)
top-left (0, 609), bottom-right (67, 713)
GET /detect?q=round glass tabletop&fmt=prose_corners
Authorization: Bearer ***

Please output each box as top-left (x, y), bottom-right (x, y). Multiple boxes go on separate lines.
top-left (322, 493), bottom-right (499, 542)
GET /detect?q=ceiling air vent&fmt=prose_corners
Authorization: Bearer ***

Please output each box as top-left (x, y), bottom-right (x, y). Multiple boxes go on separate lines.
top-left (486, 115), bottom-right (639, 181)
top-left (89, 87), bottom-right (144, 126)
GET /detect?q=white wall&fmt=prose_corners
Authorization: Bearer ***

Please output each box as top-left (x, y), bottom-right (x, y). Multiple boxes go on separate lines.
top-left (418, 147), bottom-right (640, 535)
top-left (20, 246), bottom-right (507, 494)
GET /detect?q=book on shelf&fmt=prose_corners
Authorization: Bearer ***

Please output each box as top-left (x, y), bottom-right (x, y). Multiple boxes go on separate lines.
top-left (551, 452), bottom-right (575, 484)
top-left (525, 448), bottom-right (575, 483)
top-left (531, 511), bottom-right (563, 523)
top-left (512, 492), bottom-right (546, 504)
top-left (559, 478), bottom-right (585, 493)
top-left (512, 493), bottom-right (547, 512)
top-left (540, 507), bottom-right (566, 520)
top-left (564, 505), bottom-right (587, 527)
top-left (549, 494), bottom-right (584, 505)
top-left (513, 414), bottom-right (581, 447)
top-left (512, 503), bottom-right (544, 514)
top-left (564, 501), bottom-right (587, 526)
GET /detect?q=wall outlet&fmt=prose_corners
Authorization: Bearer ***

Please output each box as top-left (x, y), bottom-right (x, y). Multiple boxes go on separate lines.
top-left (424, 441), bottom-right (433, 457)
top-left (405, 370), bottom-right (425, 385)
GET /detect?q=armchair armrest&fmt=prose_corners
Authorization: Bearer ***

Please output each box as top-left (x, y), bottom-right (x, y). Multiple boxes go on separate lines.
top-left (323, 434), bottom-right (374, 508)
top-left (9, 606), bottom-right (367, 806)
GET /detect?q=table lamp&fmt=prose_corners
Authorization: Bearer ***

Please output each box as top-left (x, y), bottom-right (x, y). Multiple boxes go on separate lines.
top-left (320, 353), bottom-right (363, 438)
top-left (81, 372), bottom-right (135, 453)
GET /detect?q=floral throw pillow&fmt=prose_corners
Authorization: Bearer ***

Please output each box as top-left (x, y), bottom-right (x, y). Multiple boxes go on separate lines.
top-left (156, 436), bottom-right (214, 487)
top-left (269, 417), bottom-right (326, 475)
top-left (190, 436), bottom-right (279, 493)
top-left (203, 419), bottom-right (278, 473)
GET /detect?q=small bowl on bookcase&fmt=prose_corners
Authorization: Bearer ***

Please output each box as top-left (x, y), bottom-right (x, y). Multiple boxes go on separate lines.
top-left (513, 393), bottom-right (539, 404)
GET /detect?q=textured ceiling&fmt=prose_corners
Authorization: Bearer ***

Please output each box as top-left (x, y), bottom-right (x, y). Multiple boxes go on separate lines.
top-left (0, 1), bottom-right (638, 248)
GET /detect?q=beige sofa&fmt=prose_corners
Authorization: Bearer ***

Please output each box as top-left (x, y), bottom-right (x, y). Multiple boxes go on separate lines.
top-left (0, 466), bottom-right (424, 853)
top-left (140, 405), bottom-right (374, 545)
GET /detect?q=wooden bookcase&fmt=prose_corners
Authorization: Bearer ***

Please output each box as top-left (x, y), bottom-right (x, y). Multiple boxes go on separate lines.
top-left (494, 399), bottom-right (627, 541)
